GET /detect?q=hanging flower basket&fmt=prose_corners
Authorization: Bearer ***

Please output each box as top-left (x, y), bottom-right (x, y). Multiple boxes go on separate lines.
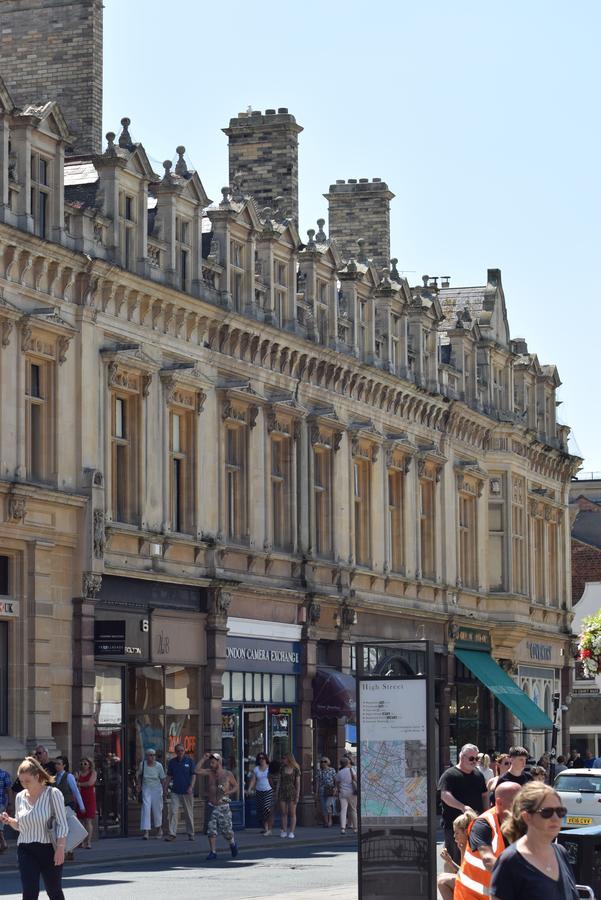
top-left (577, 611), bottom-right (601, 677)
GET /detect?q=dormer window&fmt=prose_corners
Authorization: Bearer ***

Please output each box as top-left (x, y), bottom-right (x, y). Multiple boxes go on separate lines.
top-left (30, 151), bottom-right (51, 238)
top-left (274, 260), bottom-right (287, 328)
top-left (358, 301), bottom-right (367, 356)
top-left (176, 217), bottom-right (190, 292)
top-left (119, 192), bottom-right (136, 270)
top-left (230, 240), bottom-right (244, 311)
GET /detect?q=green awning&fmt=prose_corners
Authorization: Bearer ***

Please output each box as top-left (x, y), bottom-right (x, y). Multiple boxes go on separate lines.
top-left (455, 648), bottom-right (553, 730)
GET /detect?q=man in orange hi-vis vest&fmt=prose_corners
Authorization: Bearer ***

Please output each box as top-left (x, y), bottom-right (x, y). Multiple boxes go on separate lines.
top-left (454, 781), bottom-right (521, 899)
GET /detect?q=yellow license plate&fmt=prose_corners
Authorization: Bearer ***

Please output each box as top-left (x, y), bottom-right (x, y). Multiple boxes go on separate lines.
top-left (566, 816), bottom-right (593, 825)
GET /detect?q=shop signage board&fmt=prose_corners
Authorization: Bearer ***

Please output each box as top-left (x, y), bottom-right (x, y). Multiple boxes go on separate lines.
top-left (225, 635), bottom-right (301, 674)
top-left (357, 641), bottom-right (436, 900)
top-left (94, 610), bottom-right (150, 660)
top-left (94, 620), bottom-right (126, 656)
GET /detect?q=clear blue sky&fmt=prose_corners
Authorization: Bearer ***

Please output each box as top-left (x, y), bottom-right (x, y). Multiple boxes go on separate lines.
top-left (103, 0), bottom-right (600, 474)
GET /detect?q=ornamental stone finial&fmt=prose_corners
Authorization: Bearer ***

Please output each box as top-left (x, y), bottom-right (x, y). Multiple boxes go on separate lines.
top-left (306, 228), bottom-right (316, 249)
top-left (118, 117), bottom-right (134, 150)
top-left (316, 218), bottom-right (327, 242)
top-left (175, 146), bottom-right (188, 176)
top-left (105, 132), bottom-right (117, 157)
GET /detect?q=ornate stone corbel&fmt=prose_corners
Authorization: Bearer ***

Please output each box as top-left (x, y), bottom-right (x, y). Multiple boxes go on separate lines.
top-left (1, 320), bottom-right (13, 348)
top-left (8, 494), bottom-right (26, 522)
top-left (333, 432), bottom-right (343, 452)
top-left (93, 509), bottom-right (106, 559)
top-left (210, 585), bottom-right (231, 619)
top-left (163, 376), bottom-right (176, 405)
top-left (141, 373), bottom-right (153, 398)
top-left (307, 597), bottom-right (321, 625)
top-left (57, 334), bottom-right (72, 366)
top-left (21, 322), bottom-right (33, 352)
top-left (248, 405), bottom-right (259, 429)
top-left (82, 572), bottom-right (102, 600)
top-left (196, 390), bottom-right (207, 415)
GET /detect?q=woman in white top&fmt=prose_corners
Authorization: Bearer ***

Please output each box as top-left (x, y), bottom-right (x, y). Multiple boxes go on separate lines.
top-left (136, 748), bottom-right (167, 839)
top-left (334, 757), bottom-right (358, 834)
top-left (246, 753), bottom-right (275, 835)
top-left (477, 753), bottom-right (495, 784)
top-left (0, 755), bottom-right (68, 900)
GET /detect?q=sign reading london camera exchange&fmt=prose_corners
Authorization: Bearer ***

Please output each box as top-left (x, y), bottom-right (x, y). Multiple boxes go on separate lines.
top-left (225, 635), bottom-right (301, 674)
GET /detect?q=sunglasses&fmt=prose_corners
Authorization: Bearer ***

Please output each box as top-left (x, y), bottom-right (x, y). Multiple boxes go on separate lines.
top-left (466, 756), bottom-right (478, 762)
top-left (534, 806), bottom-right (567, 819)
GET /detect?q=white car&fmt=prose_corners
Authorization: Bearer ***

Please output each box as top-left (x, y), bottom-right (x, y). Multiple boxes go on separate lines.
top-left (554, 768), bottom-right (601, 828)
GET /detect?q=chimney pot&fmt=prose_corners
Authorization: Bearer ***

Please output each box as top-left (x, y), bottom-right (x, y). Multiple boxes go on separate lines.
top-left (278, 107), bottom-right (288, 113)
top-left (266, 109), bottom-right (276, 115)
top-left (348, 178), bottom-right (358, 184)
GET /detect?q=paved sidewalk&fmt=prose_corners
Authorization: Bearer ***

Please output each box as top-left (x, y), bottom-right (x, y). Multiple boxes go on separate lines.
top-left (0, 825), bottom-right (356, 874)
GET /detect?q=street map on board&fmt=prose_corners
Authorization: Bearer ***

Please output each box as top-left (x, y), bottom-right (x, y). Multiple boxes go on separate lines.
top-left (360, 739), bottom-right (428, 820)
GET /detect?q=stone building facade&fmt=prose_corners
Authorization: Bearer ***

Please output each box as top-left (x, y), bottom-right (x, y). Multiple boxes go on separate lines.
top-left (0, 0), bottom-right (580, 833)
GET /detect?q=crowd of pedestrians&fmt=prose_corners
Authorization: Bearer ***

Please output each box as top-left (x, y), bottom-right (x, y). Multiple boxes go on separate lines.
top-left (436, 742), bottom-right (591, 900)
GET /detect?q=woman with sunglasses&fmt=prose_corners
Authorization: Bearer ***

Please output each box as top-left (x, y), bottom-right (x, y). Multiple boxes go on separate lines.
top-left (491, 782), bottom-right (579, 900)
top-left (246, 754), bottom-right (275, 836)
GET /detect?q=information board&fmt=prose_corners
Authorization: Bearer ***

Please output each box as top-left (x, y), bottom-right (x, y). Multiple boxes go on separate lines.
top-left (357, 642), bottom-right (436, 900)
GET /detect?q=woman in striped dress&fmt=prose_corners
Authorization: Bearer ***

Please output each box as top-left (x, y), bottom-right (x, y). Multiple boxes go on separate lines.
top-left (0, 755), bottom-right (68, 900)
top-left (246, 754), bottom-right (275, 835)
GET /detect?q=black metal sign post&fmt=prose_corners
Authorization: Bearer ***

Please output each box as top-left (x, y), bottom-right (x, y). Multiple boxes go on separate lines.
top-left (357, 641), bottom-right (436, 900)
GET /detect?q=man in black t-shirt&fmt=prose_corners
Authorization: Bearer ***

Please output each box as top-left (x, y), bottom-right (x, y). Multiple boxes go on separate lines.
top-left (495, 745), bottom-right (532, 794)
top-left (437, 744), bottom-right (489, 865)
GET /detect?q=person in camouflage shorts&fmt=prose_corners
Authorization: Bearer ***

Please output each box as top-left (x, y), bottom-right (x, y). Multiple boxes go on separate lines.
top-left (195, 752), bottom-right (239, 860)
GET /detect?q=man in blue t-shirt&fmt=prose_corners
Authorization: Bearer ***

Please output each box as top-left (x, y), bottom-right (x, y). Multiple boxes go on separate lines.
top-left (165, 744), bottom-right (196, 841)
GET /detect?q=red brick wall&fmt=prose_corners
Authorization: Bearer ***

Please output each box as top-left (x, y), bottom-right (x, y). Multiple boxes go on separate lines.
top-left (572, 538), bottom-right (601, 602)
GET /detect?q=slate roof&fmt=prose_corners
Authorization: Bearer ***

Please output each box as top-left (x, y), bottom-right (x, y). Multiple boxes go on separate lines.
top-left (572, 509), bottom-right (601, 550)
top-left (438, 285), bottom-right (488, 332)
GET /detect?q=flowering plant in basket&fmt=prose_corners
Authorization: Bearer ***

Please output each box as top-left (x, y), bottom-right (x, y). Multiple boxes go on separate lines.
top-left (578, 611), bottom-right (601, 677)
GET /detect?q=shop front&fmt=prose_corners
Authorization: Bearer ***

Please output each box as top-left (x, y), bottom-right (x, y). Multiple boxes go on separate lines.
top-left (222, 618), bottom-right (301, 828)
top-left (92, 579), bottom-right (206, 836)
top-left (449, 626), bottom-right (554, 759)
top-left (515, 638), bottom-right (562, 760)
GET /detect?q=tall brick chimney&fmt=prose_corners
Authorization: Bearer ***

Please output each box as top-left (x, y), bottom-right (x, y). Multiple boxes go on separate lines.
top-left (223, 108), bottom-right (303, 224)
top-left (324, 178), bottom-right (395, 270)
top-left (0, 0), bottom-right (103, 155)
